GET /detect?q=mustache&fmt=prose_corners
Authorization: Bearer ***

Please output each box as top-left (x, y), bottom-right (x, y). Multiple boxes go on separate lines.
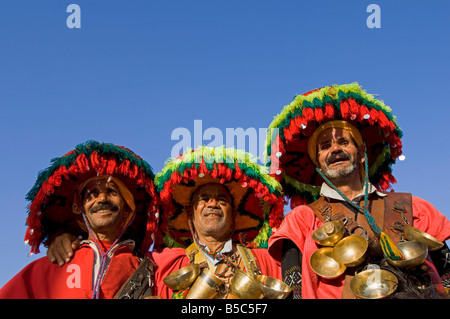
top-left (326, 151), bottom-right (351, 166)
top-left (89, 201), bottom-right (120, 214)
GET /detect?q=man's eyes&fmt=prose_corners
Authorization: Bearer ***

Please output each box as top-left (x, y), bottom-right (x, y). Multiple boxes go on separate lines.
top-left (319, 140), bottom-right (349, 150)
top-left (86, 188), bottom-right (118, 199)
top-left (197, 196), bottom-right (230, 204)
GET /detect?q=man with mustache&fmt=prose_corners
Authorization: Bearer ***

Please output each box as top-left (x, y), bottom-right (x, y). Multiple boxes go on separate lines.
top-left (151, 146), bottom-right (285, 299)
top-left (45, 146), bottom-right (286, 299)
top-left (265, 83), bottom-right (450, 298)
top-left (0, 141), bottom-right (160, 299)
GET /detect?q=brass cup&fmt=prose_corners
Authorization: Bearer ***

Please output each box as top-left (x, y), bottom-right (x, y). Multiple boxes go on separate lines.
top-left (229, 269), bottom-right (264, 299)
top-left (332, 235), bottom-right (368, 267)
top-left (309, 247), bottom-right (346, 279)
top-left (312, 220), bottom-right (345, 247)
top-left (163, 264), bottom-right (201, 291)
top-left (185, 268), bottom-right (223, 299)
top-left (254, 275), bottom-right (293, 299)
top-left (403, 225), bottom-right (444, 252)
top-left (387, 241), bottom-right (428, 268)
top-left (350, 268), bottom-right (398, 299)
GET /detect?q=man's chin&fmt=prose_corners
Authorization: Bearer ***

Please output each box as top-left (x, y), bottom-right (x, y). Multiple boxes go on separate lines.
top-left (323, 165), bottom-right (356, 179)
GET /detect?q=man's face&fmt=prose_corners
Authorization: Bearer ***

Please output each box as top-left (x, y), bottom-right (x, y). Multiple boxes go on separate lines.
top-left (315, 127), bottom-right (363, 180)
top-left (190, 183), bottom-right (234, 242)
top-left (81, 178), bottom-right (130, 238)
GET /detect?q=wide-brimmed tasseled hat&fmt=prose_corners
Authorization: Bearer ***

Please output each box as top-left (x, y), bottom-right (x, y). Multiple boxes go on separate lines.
top-left (265, 83), bottom-right (403, 207)
top-left (155, 146), bottom-right (284, 249)
top-left (24, 140), bottom-right (160, 255)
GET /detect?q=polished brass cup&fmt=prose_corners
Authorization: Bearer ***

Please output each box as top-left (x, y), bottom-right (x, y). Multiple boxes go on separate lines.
top-left (312, 220), bottom-right (345, 247)
top-left (350, 268), bottom-right (398, 299)
top-left (185, 268), bottom-right (223, 299)
top-left (228, 269), bottom-right (264, 299)
top-left (163, 264), bottom-right (201, 291)
top-left (403, 225), bottom-right (444, 252)
top-left (387, 241), bottom-right (428, 268)
top-left (332, 235), bottom-right (368, 267)
top-left (310, 247), bottom-right (346, 279)
top-left (254, 275), bottom-right (292, 299)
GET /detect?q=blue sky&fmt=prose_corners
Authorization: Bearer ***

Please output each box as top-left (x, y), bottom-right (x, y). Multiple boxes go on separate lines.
top-left (0, 0), bottom-right (449, 288)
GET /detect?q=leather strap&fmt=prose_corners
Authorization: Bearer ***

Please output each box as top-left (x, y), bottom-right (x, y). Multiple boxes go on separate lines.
top-left (383, 192), bottom-right (413, 237)
top-left (185, 242), bottom-right (215, 271)
top-left (236, 245), bottom-right (260, 278)
top-left (115, 256), bottom-right (156, 299)
top-left (185, 242), bottom-right (258, 276)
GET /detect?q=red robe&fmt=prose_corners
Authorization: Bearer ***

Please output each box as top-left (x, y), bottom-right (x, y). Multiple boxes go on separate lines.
top-left (151, 247), bottom-right (281, 299)
top-left (0, 241), bottom-right (140, 299)
top-left (268, 196), bottom-right (450, 299)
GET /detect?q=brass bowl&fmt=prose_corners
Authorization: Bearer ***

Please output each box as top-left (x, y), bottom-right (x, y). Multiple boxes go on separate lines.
top-left (229, 269), bottom-right (264, 299)
top-left (254, 275), bottom-right (292, 299)
top-left (387, 241), bottom-right (428, 268)
top-left (312, 220), bottom-right (345, 247)
top-left (163, 264), bottom-right (201, 291)
top-left (332, 235), bottom-right (368, 267)
top-left (403, 225), bottom-right (444, 252)
top-left (350, 268), bottom-right (398, 299)
top-left (310, 247), bottom-right (346, 279)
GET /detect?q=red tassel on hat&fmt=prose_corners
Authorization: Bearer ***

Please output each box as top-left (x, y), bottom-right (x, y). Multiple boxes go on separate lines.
top-left (314, 107), bottom-right (324, 123)
top-left (234, 162), bottom-right (242, 179)
top-left (76, 153), bottom-right (90, 173)
top-left (303, 107), bottom-right (315, 122)
top-left (106, 159), bottom-right (117, 175)
top-left (348, 98), bottom-right (360, 117)
top-left (324, 103), bottom-right (335, 121)
top-left (339, 100), bottom-right (350, 120)
top-left (284, 126), bottom-right (293, 142)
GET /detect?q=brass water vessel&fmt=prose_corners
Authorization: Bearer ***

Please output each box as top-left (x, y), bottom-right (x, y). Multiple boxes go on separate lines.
top-left (332, 235), bottom-right (368, 267)
top-left (255, 275), bottom-right (292, 299)
top-left (185, 268), bottom-right (224, 299)
top-left (229, 269), bottom-right (264, 299)
top-left (163, 264), bottom-right (201, 291)
top-left (312, 220), bottom-right (345, 247)
top-left (387, 241), bottom-right (428, 268)
top-left (350, 268), bottom-right (398, 299)
top-left (403, 225), bottom-right (444, 252)
top-left (310, 247), bottom-right (346, 279)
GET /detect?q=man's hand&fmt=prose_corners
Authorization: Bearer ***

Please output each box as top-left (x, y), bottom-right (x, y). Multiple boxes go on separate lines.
top-left (47, 233), bottom-right (81, 266)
